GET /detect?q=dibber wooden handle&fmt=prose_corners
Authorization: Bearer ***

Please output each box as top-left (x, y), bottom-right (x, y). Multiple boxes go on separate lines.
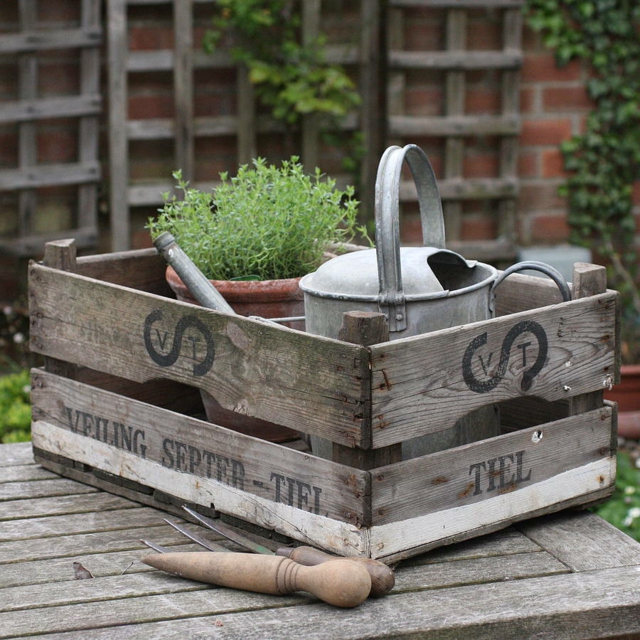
top-left (142, 552), bottom-right (371, 608)
top-left (276, 547), bottom-right (395, 597)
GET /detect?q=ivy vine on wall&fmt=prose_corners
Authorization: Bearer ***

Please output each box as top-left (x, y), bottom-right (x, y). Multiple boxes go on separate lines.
top-left (204, 0), bottom-right (361, 127)
top-left (526, 0), bottom-right (640, 360)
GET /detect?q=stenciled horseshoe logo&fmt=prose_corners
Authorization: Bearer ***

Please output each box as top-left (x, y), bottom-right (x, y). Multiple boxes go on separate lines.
top-left (462, 320), bottom-right (548, 394)
top-left (144, 310), bottom-right (215, 376)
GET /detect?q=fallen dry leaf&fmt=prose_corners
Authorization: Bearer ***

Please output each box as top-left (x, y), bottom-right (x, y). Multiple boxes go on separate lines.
top-left (73, 562), bottom-right (94, 579)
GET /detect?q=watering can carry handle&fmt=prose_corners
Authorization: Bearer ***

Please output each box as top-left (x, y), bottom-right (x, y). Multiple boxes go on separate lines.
top-left (375, 144), bottom-right (445, 332)
top-left (489, 261), bottom-right (572, 314)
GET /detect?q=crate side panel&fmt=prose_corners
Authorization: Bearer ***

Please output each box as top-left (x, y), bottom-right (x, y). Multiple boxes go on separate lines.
top-left (31, 420), bottom-right (368, 557)
top-left (370, 293), bottom-right (617, 448)
top-left (76, 248), bottom-right (171, 295)
top-left (29, 263), bottom-right (369, 446)
top-left (30, 370), bottom-right (369, 528)
top-left (492, 272), bottom-right (572, 317)
top-left (369, 454), bottom-right (615, 560)
top-left (371, 406), bottom-right (613, 526)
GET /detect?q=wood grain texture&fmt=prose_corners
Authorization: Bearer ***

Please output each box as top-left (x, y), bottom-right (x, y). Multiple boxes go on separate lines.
top-left (370, 292), bottom-right (617, 448)
top-left (31, 370), bottom-right (369, 527)
top-left (3, 441), bottom-right (640, 639)
top-left (517, 510), bottom-right (640, 571)
top-left (28, 263), bottom-right (368, 446)
top-left (31, 422), bottom-right (368, 557)
top-left (371, 407), bottom-right (614, 525)
top-left (369, 456), bottom-right (614, 560)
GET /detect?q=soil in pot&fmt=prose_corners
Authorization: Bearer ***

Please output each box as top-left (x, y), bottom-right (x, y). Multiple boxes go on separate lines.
top-left (165, 265), bottom-right (302, 443)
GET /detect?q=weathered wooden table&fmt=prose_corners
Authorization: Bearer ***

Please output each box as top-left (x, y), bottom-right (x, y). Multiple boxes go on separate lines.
top-left (2, 441), bottom-right (640, 639)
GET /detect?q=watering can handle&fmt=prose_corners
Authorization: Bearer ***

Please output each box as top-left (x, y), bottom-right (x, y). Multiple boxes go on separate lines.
top-left (489, 261), bottom-right (572, 314)
top-left (375, 144), bottom-right (445, 332)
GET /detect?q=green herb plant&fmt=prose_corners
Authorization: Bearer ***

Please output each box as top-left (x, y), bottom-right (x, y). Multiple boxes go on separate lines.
top-left (0, 369), bottom-right (31, 443)
top-left (526, 0), bottom-right (640, 362)
top-left (595, 449), bottom-right (640, 543)
top-left (147, 157), bottom-right (363, 281)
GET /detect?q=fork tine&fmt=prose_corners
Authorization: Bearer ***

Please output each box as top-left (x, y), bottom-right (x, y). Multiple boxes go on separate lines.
top-left (164, 518), bottom-right (230, 552)
top-left (140, 539), bottom-right (172, 554)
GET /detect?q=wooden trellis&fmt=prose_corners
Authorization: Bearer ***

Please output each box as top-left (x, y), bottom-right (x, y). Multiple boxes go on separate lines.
top-left (387, 0), bottom-right (524, 262)
top-left (0, 0), bottom-right (102, 257)
top-left (107, 0), bottom-right (382, 251)
top-left (107, 1), bottom-right (522, 257)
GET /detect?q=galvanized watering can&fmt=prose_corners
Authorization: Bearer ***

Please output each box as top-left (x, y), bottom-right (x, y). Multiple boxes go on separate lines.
top-left (300, 144), bottom-right (572, 458)
top-left (301, 144), bottom-right (570, 341)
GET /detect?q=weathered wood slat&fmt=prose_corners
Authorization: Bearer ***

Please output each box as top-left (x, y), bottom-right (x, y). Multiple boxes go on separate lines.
top-left (31, 370), bottom-right (370, 526)
top-left (0, 442), bottom-right (34, 466)
top-left (0, 519), bottom-right (218, 565)
top-left (107, 0), bottom-right (130, 252)
top-left (0, 27), bottom-right (102, 53)
top-left (493, 271), bottom-right (574, 315)
top-left (0, 464), bottom-right (56, 484)
top-left (126, 44), bottom-right (356, 73)
top-left (496, 8), bottom-right (522, 254)
top-left (0, 572), bottom-right (207, 614)
top-left (400, 177), bottom-right (518, 201)
top-left (0, 478), bottom-right (98, 502)
top-left (394, 551), bottom-right (568, 591)
top-left (390, 0), bottom-right (524, 6)
top-left (369, 457), bottom-right (614, 561)
top-left (0, 161), bottom-right (100, 191)
top-left (0, 546), bottom-right (156, 591)
top-left (301, 0), bottom-right (321, 170)
top-left (0, 94), bottom-right (102, 124)
top-left (237, 65), bottom-right (257, 165)
top-left (390, 114), bottom-right (520, 137)
top-left (0, 492), bottom-right (140, 522)
top-left (0, 578), bottom-right (304, 638)
top-left (517, 511), bottom-right (640, 571)
top-left (6, 565), bottom-right (636, 640)
top-left (173, 0), bottom-right (195, 180)
top-left (127, 48), bottom-right (230, 72)
top-left (127, 0), bottom-right (214, 4)
top-left (28, 264), bottom-right (368, 447)
top-left (17, 0), bottom-right (38, 237)
top-left (0, 227), bottom-right (97, 258)
top-left (75, 247), bottom-right (170, 293)
top-left (369, 292), bottom-right (616, 447)
top-left (371, 408), bottom-right (613, 525)
top-left (405, 526), bottom-right (541, 565)
top-left (5, 438), bottom-right (639, 638)
top-left (77, 0), bottom-right (102, 232)
top-left (443, 8), bottom-right (466, 242)
top-left (31, 423), bottom-right (369, 556)
top-left (0, 553), bottom-right (566, 635)
top-left (0, 506), bottom-right (178, 542)
top-left (389, 50), bottom-right (522, 69)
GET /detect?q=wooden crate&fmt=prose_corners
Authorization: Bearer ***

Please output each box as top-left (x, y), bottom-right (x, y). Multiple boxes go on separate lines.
top-left (28, 240), bottom-right (620, 563)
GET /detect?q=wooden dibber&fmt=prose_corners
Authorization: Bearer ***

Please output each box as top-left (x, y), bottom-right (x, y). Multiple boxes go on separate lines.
top-left (141, 552), bottom-right (371, 608)
top-left (275, 546), bottom-right (395, 598)
top-left (181, 507), bottom-right (395, 598)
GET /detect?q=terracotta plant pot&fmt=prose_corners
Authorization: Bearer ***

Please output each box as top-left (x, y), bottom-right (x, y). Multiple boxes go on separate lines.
top-left (605, 364), bottom-right (640, 440)
top-left (165, 265), bottom-right (303, 443)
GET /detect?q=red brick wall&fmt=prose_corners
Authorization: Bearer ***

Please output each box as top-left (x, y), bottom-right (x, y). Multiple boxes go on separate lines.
top-left (519, 23), bottom-right (592, 247)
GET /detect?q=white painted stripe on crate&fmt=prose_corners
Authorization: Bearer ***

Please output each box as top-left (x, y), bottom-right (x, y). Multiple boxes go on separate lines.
top-left (32, 421), bottom-right (368, 557)
top-left (369, 456), bottom-right (616, 559)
